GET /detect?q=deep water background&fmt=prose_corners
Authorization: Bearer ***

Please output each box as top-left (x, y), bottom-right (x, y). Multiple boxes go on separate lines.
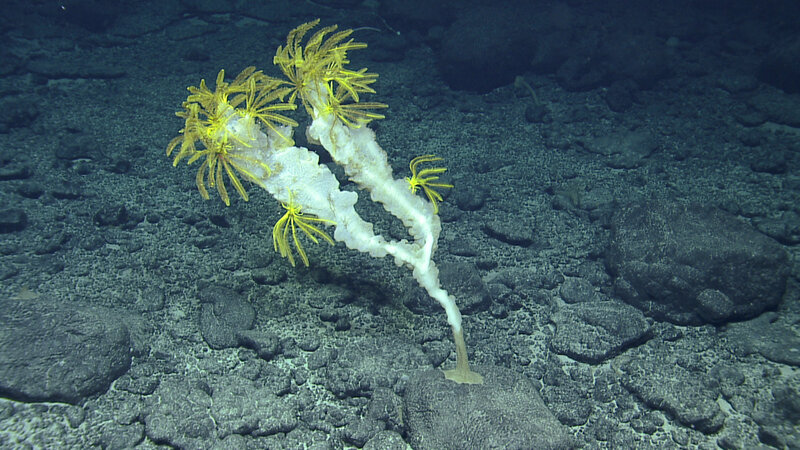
top-left (0, 0), bottom-right (799, 448)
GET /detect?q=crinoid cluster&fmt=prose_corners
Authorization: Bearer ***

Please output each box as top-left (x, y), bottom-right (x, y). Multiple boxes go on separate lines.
top-left (166, 67), bottom-right (296, 205)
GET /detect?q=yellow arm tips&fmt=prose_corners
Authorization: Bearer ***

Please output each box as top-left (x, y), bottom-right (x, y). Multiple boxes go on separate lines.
top-left (193, 146), bottom-right (249, 207)
top-left (272, 197), bottom-right (335, 267)
top-left (406, 155), bottom-right (454, 214)
top-left (166, 135), bottom-right (182, 159)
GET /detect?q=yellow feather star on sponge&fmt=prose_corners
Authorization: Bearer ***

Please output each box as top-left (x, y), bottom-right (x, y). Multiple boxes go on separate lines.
top-left (166, 20), bottom-right (481, 384)
top-left (166, 67), bottom-right (297, 205)
top-left (273, 193), bottom-right (335, 268)
top-left (406, 155), bottom-right (454, 214)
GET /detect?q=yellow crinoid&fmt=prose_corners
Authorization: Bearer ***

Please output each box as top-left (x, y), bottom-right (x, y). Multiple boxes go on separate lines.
top-left (406, 155), bottom-right (454, 214)
top-left (273, 19), bottom-right (387, 127)
top-left (319, 81), bottom-right (388, 128)
top-left (272, 194), bottom-right (335, 267)
top-left (166, 67), bottom-right (298, 206)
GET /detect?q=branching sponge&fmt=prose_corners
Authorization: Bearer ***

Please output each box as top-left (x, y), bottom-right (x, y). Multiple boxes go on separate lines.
top-left (167, 20), bottom-right (482, 384)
